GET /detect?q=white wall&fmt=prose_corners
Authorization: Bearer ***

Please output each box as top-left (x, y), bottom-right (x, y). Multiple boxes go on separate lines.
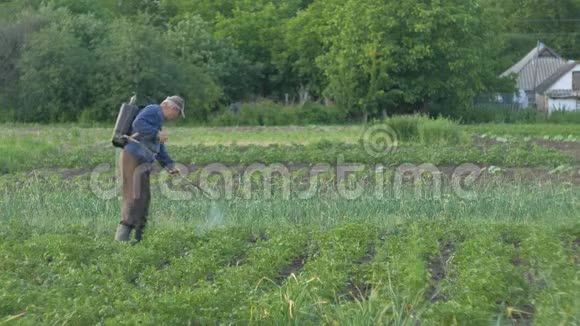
top-left (548, 98), bottom-right (578, 113)
top-left (548, 64), bottom-right (580, 91)
top-left (546, 63), bottom-right (580, 113)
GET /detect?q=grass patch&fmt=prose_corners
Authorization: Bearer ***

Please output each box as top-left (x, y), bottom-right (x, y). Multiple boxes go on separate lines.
top-left (380, 116), bottom-right (467, 145)
top-left (0, 138), bottom-right (57, 174)
top-left (0, 136), bottom-right (573, 174)
top-left (464, 123), bottom-right (580, 139)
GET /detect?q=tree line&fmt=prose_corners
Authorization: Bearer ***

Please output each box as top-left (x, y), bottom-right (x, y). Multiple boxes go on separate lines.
top-left (0, 0), bottom-right (579, 123)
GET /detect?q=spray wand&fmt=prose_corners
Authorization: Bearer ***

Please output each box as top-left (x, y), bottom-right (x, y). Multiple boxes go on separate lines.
top-left (176, 174), bottom-right (213, 199)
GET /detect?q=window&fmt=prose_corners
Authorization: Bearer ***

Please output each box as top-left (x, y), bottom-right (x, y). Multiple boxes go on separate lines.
top-left (573, 71), bottom-right (580, 91)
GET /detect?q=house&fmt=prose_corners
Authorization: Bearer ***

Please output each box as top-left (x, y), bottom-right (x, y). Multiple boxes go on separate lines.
top-left (535, 61), bottom-right (580, 113)
top-left (501, 44), bottom-right (568, 108)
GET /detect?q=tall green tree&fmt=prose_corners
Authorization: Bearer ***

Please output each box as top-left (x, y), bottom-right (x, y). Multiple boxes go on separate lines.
top-left (91, 17), bottom-right (221, 121)
top-left (214, 0), bottom-right (314, 98)
top-left (18, 25), bottom-right (93, 122)
top-left (272, 0), bottom-right (341, 101)
top-left (165, 0), bottom-right (237, 22)
top-left (320, 0), bottom-right (506, 120)
top-left (0, 5), bottom-right (85, 120)
top-left (167, 14), bottom-right (258, 103)
top-left (485, 0), bottom-right (580, 61)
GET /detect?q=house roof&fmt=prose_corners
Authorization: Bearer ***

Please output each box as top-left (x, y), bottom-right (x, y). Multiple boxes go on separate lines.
top-left (536, 61), bottom-right (578, 94)
top-left (501, 44), bottom-right (567, 92)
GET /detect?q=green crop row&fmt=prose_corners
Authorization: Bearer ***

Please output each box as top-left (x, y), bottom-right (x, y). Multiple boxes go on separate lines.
top-left (1, 139), bottom-right (574, 175)
top-left (521, 225), bottom-right (579, 324)
top-left (0, 227), bottom-right (259, 324)
top-left (423, 223), bottom-right (580, 325)
top-left (1, 221), bottom-right (578, 324)
top-left (327, 220), bottom-right (444, 324)
top-left (114, 227), bottom-right (311, 324)
top-left (249, 223), bottom-right (378, 324)
top-left (426, 225), bottom-right (529, 324)
top-left (2, 123), bottom-right (580, 148)
top-left (1, 171), bottom-right (578, 239)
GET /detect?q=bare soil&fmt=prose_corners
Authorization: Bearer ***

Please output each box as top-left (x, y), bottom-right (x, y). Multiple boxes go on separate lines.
top-left (509, 305), bottom-right (536, 326)
top-left (427, 240), bottom-right (455, 303)
top-left (61, 167), bottom-right (94, 179)
top-left (505, 237), bottom-right (536, 325)
top-left (277, 256), bottom-right (307, 283)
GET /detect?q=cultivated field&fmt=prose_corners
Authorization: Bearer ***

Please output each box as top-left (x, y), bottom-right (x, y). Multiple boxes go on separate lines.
top-left (1, 119), bottom-right (579, 324)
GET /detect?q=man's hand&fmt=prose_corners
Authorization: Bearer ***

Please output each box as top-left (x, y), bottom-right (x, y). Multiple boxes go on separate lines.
top-left (158, 130), bottom-right (168, 144)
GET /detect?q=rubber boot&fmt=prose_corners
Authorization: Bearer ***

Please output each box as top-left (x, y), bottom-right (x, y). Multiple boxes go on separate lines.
top-left (115, 224), bottom-right (132, 242)
top-left (134, 227), bottom-right (144, 243)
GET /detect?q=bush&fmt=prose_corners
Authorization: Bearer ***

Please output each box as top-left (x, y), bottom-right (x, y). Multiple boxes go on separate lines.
top-left (507, 108), bottom-right (544, 123)
top-left (383, 115), bottom-right (420, 141)
top-left (209, 112), bottom-right (239, 126)
top-left (454, 106), bottom-right (544, 124)
top-left (296, 102), bottom-right (347, 124)
top-left (547, 110), bottom-right (580, 124)
top-left (207, 100), bottom-right (346, 126)
top-left (0, 107), bottom-right (16, 123)
top-left (419, 118), bottom-right (467, 145)
top-left (378, 115), bottom-right (466, 145)
top-left (454, 106), bottom-right (580, 124)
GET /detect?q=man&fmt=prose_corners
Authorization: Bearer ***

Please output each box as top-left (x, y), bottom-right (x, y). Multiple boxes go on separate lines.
top-left (114, 95), bottom-right (185, 242)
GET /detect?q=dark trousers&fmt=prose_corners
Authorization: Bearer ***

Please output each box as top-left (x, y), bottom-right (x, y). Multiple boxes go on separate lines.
top-left (120, 150), bottom-right (151, 235)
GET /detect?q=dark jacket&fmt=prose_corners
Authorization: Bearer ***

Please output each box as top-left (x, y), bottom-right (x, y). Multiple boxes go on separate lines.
top-left (124, 104), bottom-right (174, 168)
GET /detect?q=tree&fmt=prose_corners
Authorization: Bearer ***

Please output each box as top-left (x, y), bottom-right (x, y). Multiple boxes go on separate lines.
top-left (485, 0), bottom-right (580, 61)
top-left (272, 0), bottom-right (341, 102)
top-left (167, 14), bottom-right (258, 103)
top-left (319, 0), bottom-right (507, 120)
top-left (91, 17), bottom-right (221, 121)
top-left (164, 0), bottom-right (238, 23)
top-left (17, 25), bottom-right (93, 122)
top-left (214, 0), bottom-right (315, 98)
top-left (0, 4), bottom-right (62, 114)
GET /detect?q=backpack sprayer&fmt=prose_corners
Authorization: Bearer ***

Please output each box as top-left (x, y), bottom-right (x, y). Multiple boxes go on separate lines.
top-left (112, 94), bottom-right (141, 148)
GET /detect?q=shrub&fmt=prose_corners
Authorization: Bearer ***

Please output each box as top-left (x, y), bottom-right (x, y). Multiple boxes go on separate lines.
top-left (383, 115), bottom-right (421, 141)
top-left (296, 102), bottom-right (347, 124)
top-left (547, 110), bottom-right (580, 124)
top-left (379, 116), bottom-right (466, 145)
top-left (454, 105), bottom-right (544, 124)
top-left (208, 100), bottom-right (346, 126)
top-left (419, 117), bottom-right (466, 145)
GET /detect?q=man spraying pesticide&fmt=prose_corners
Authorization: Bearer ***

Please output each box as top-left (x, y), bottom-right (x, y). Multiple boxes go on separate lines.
top-left (112, 95), bottom-right (185, 242)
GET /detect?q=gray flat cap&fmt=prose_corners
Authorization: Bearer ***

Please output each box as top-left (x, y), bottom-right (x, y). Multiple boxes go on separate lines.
top-left (165, 95), bottom-right (185, 118)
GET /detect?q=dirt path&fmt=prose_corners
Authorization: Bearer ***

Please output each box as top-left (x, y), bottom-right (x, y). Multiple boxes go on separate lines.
top-left (474, 136), bottom-right (580, 163)
top-left (534, 140), bottom-right (580, 163)
top-left (50, 163), bottom-right (580, 186)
